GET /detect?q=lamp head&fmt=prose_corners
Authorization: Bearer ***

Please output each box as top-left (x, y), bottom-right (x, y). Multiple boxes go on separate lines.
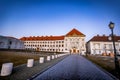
top-left (109, 22), bottom-right (114, 29)
top-left (108, 36), bottom-right (112, 41)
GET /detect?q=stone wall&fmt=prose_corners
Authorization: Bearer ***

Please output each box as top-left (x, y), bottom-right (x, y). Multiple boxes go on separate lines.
top-left (0, 36), bottom-right (24, 49)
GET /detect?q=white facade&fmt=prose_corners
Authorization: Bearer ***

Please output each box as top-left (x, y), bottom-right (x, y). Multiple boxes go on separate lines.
top-left (64, 36), bottom-right (86, 54)
top-left (20, 28), bottom-right (86, 54)
top-left (24, 40), bottom-right (64, 52)
top-left (87, 35), bottom-right (120, 55)
top-left (0, 36), bottom-right (24, 49)
top-left (23, 37), bottom-right (86, 54)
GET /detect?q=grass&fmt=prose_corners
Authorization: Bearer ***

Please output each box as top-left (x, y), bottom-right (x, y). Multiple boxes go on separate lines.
top-left (0, 51), bottom-right (54, 69)
top-left (85, 55), bottom-right (120, 79)
top-left (0, 51), bottom-right (67, 80)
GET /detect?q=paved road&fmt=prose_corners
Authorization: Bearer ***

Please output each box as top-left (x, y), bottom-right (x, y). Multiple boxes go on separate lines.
top-left (33, 54), bottom-right (116, 80)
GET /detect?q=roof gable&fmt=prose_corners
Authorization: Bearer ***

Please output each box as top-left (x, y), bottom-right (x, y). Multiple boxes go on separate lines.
top-left (65, 28), bottom-right (85, 37)
top-left (88, 35), bottom-right (120, 42)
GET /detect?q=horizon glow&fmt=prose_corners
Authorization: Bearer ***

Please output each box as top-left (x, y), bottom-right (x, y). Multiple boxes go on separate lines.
top-left (0, 0), bottom-right (120, 41)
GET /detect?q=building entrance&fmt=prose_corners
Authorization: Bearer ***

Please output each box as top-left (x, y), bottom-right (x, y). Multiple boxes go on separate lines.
top-left (73, 48), bottom-right (76, 53)
top-left (70, 48), bottom-right (79, 54)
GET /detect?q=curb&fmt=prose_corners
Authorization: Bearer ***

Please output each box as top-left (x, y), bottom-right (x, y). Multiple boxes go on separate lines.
top-left (27, 55), bottom-right (69, 80)
top-left (83, 56), bottom-right (119, 80)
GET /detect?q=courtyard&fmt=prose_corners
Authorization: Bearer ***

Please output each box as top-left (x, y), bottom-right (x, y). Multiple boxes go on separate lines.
top-left (0, 51), bottom-right (120, 80)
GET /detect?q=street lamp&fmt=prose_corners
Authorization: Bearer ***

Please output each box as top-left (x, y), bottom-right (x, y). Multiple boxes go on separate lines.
top-left (108, 22), bottom-right (120, 73)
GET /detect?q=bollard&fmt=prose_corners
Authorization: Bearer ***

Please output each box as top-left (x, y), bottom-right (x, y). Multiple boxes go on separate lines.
top-left (57, 54), bottom-right (59, 57)
top-left (47, 56), bottom-right (51, 61)
top-left (55, 55), bottom-right (58, 58)
top-left (52, 55), bottom-right (54, 59)
top-left (27, 59), bottom-right (34, 67)
top-left (58, 54), bottom-right (60, 57)
top-left (39, 57), bottom-right (44, 63)
top-left (0, 63), bottom-right (13, 76)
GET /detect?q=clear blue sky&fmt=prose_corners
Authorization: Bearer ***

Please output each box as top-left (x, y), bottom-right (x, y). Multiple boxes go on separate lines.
top-left (0, 0), bottom-right (120, 41)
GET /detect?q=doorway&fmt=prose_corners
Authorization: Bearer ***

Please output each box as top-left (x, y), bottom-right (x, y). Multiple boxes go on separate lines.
top-left (73, 48), bottom-right (76, 53)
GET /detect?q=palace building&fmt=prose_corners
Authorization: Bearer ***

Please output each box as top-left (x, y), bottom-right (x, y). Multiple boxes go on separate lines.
top-left (20, 28), bottom-right (86, 54)
top-left (87, 34), bottom-right (120, 55)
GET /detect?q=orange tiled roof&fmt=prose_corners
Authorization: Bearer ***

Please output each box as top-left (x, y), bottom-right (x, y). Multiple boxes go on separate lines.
top-left (89, 35), bottom-right (120, 42)
top-left (66, 28), bottom-right (85, 36)
top-left (20, 35), bottom-right (65, 41)
top-left (20, 28), bottom-right (85, 41)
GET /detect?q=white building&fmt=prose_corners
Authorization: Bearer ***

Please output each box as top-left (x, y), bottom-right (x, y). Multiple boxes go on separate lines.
top-left (87, 35), bottom-right (120, 55)
top-left (0, 36), bottom-right (24, 49)
top-left (20, 28), bottom-right (86, 54)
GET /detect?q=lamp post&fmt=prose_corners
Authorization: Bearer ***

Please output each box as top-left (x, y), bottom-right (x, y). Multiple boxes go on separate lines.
top-left (108, 22), bottom-right (119, 73)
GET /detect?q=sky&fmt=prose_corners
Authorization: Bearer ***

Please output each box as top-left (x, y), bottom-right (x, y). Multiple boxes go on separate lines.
top-left (0, 0), bottom-right (120, 41)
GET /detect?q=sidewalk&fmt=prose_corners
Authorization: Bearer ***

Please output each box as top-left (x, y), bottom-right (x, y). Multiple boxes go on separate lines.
top-left (0, 55), bottom-right (68, 80)
top-left (33, 54), bottom-right (118, 80)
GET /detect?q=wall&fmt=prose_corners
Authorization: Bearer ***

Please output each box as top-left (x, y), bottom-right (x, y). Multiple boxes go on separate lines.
top-left (0, 36), bottom-right (24, 49)
top-left (87, 41), bottom-right (120, 55)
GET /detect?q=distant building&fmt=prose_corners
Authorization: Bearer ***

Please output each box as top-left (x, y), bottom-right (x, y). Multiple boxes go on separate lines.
top-left (20, 28), bottom-right (86, 54)
top-left (87, 34), bottom-right (120, 55)
top-left (0, 36), bottom-right (24, 49)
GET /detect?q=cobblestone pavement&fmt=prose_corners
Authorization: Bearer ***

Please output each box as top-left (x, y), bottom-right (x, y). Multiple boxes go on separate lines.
top-left (33, 54), bottom-right (117, 80)
top-left (0, 55), bottom-right (68, 80)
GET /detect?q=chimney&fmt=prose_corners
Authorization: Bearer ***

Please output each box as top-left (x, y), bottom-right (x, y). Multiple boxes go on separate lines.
top-left (103, 34), bottom-right (105, 36)
top-left (113, 34), bottom-right (116, 36)
top-left (97, 34), bottom-right (99, 36)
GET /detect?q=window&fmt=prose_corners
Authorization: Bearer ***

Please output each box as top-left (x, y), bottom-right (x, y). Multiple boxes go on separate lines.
top-left (82, 39), bottom-right (84, 41)
top-left (66, 44), bottom-right (67, 47)
top-left (109, 44), bottom-right (112, 49)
